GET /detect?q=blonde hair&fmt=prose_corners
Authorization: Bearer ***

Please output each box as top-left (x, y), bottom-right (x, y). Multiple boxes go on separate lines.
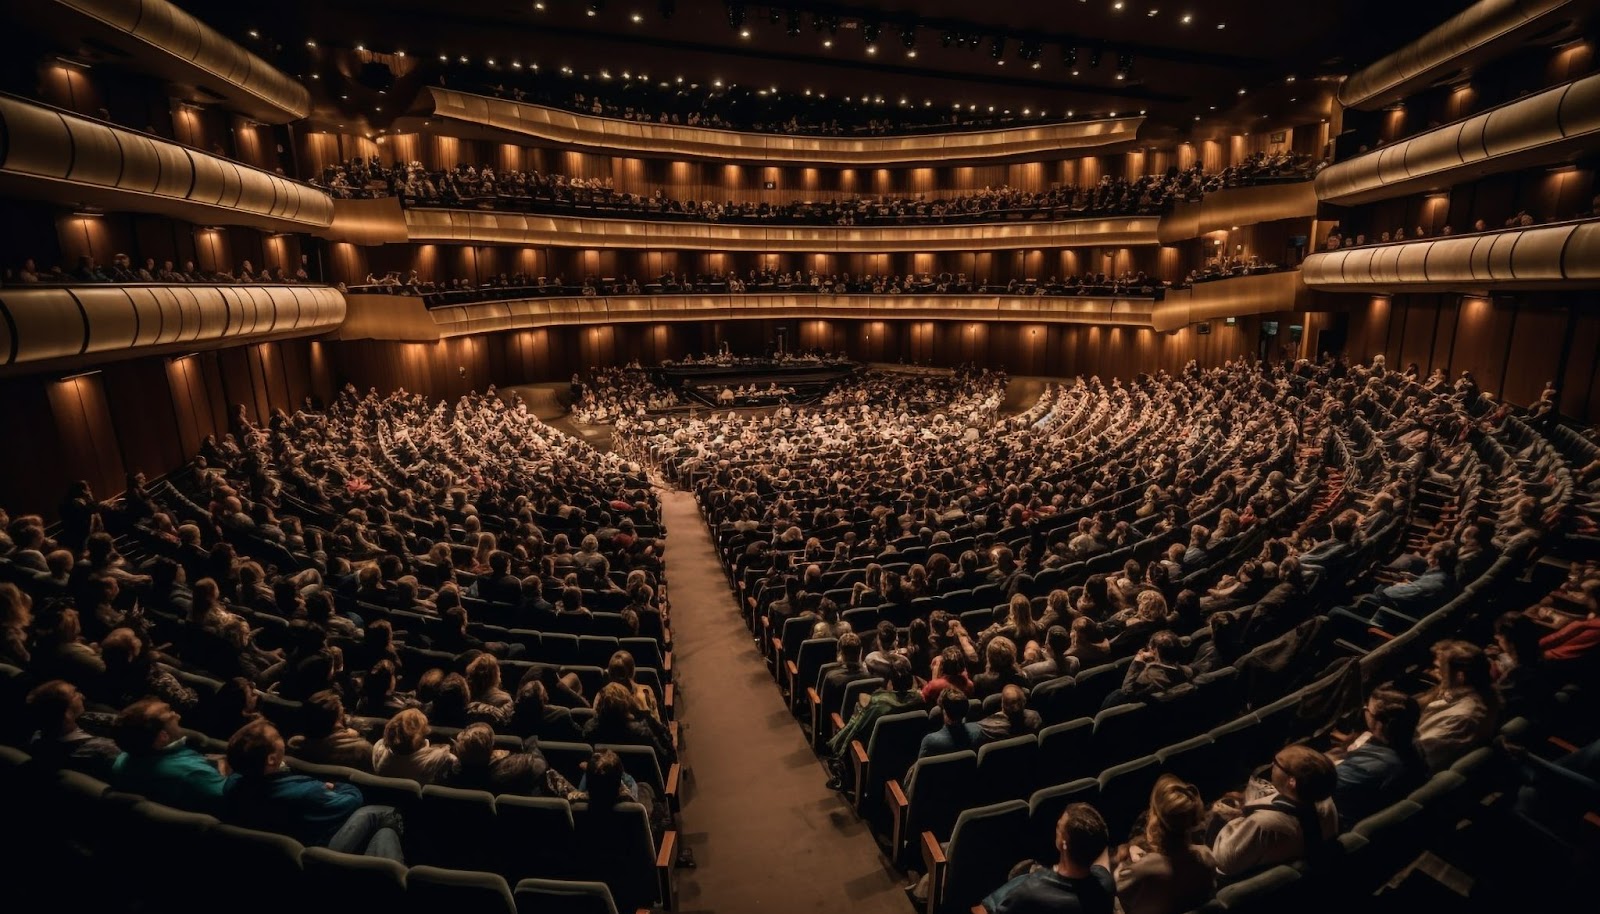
top-left (1145, 774), bottom-right (1204, 857)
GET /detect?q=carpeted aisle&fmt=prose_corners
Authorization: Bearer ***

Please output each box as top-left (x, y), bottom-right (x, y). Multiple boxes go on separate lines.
top-left (659, 485), bottom-right (910, 914)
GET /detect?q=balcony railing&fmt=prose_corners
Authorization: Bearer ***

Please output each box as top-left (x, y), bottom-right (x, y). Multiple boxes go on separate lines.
top-left (1301, 216), bottom-right (1600, 291)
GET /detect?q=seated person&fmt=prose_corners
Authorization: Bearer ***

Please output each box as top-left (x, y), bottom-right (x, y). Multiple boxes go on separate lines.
top-left (825, 655), bottom-right (923, 790)
top-left (918, 687), bottom-right (983, 759)
top-left (1104, 631), bottom-right (1194, 709)
top-left (25, 679), bottom-right (120, 780)
top-left (446, 722), bottom-right (550, 796)
top-left (286, 689), bottom-right (375, 772)
top-left (222, 719), bottom-right (403, 861)
top-left (1113, 775), bottom-right (1216, 914)
top-left (1330, 687), bottom-right (1424, 830)
top-left (1210, 745), bottom-right (1338, 879)
top-left (979, 683), bottom-right (1043, 741)
top-left (111, 698), bottom-right (226, 812)
top-left (1414, 640), bottom-right (1499, 772)
top-left (984, 802), bottom-right (1115, 914)
top-left (371, 708), bottom-right (460, 785)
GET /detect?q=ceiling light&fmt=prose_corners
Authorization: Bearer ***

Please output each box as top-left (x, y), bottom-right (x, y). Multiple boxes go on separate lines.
top-left (1148, 8), bottom-right (1159, 15)
top-left (713, 79), bottom-right (723, 87)
top-left (1286, 75), bottom-right (1297, 82)
top-left (512, 61), bottom-right (522, 68)
top-left (740, 28), bottom-right (750, 38)
top-left (305, 39), bottom-right (317, 48)
top-left (1113, 1), bottom-right (1124, 8)
top-left (823, 38), bottom-right (832, 47)
top-left (1182, 13), bottom-right (1192, 23)
top-left (1217, 22), bottom-right (1226, 29)
top-left (1032, 61), bottom-right (1041, 69)
top-left (534, 2), bottom-right (545, 9)
top-left (440, 54), bottom-right (448, 61)
top-left (354, 43), bottom-right (365, 51)
top-left (907, 49), bottom-right (917, 58)
top-left (866, 45), bottom-right (877, 54)
top-left (632, 12), bottom-right (643, 23)
top-left (248, 29), bottom-right (260, 38)
top-left (1238, 88), bottom-right (1246, 95)
top-left (486, 58), bottom-right (495, 65)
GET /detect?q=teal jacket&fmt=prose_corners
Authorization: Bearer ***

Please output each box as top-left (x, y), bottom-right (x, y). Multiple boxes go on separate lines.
top-left (113, 739), bottom-right (226, 813)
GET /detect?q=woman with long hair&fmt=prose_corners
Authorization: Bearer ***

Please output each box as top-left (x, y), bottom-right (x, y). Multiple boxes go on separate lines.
top-left (1415, 639), bottom-right (1499, 771)
top-left (1114, 774), bottom-right (1215, 914)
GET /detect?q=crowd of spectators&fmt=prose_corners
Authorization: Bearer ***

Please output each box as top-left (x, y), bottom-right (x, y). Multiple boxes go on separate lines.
top-left (355, 268), bottom-right (1167, 307)
top-left (572, 367), bottom-right (683, 424)
top-left (313, 154), bottom-right (1317, 226)
top-left (1324, 194), bottom-right (1600, 250)
top-left (5, 255), bottom-right (315, 287)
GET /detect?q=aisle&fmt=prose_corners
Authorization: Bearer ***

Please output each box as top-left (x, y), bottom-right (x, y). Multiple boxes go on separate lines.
top-left (660, 485), bottom-right (909, 914)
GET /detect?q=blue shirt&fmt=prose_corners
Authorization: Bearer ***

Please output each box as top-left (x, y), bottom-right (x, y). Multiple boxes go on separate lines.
top-left (113, 740), bottom-right (226, 813)
top-left (221, 771), bottom-right (366, 847)
top-left (984, 864), bottom-right (1115, 914)
top-left (1334, 741), bottom-right (1419, 831)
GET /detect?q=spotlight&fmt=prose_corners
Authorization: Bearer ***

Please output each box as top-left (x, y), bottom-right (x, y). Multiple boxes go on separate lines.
top-left (990, 36), bottom-right (1006, 59)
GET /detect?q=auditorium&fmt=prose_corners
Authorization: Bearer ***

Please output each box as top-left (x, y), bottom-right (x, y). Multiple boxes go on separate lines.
top-left (2, 1), bottom-right (1599, 912)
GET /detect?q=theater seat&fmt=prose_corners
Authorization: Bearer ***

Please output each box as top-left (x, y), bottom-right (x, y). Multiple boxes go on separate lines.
top-left (415, 785), bottom-right (497, 869)
top-left (923, 800), bottom-right (1030, 914)
top-left (497, 796), bottom-right (577, 880)
top-left (406, 866), bottom-right (516, 914)
top-left (1037, 718), bottom-right (1096, 786)
top-left (1026, 676), bottom-right (1079, 726)
top-left (514, 878), bottom-right (630, 914)
top-left (1097, 755), bottom-right (1163, 840)
top-left (570, 801), bottom-right (675, 911)
top-left (889, 749), bottom-right (978, 867)
top-left (1026, 778), bottom-right (1099, 863)
top-left (302, 847), bottom-right (408, 909)
top-left (200, 824), bottom-right (306, 914)
top-left (974, 735), bottom-right (1039, 805)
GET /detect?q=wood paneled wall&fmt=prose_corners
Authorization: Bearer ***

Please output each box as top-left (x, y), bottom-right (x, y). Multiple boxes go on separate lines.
top-left (0, 340), bottom-right (334, 519)
top-left (1345, 166), bottom-right (1598, 241)
top-left (1338, 293), bottom-right (1600, 421)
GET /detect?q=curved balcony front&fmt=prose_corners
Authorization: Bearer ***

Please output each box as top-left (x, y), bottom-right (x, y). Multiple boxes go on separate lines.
top-left (421, 88), bottom-right (1145, 167)
top-left (1300, 217), bottom-right (1600, 292)
top-left (0, 284), bottom-right (346, 376)
top-left (1317, 71), bottom-right (1600, 205)
top-left (335, 291), bottom-right (1155, 342)
top-left (37, 0), bottom-right (312, 122)
top-left (0, 95), bottom-right (334, 231)
top-left (401, 208), bottom-right (1161, 253)
top-left (1150, 271), bottom-right (1308, 332)
top-left (1337, 0), bottom-right (1579, 111)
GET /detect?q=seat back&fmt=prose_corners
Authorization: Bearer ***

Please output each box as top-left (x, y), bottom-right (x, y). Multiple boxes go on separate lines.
top-left (865, 710), bottom-right (935, 801)
top-left (1026, 778), bottom-right (1100, 864)
top-left (1097, 755), bottom-right (1163, 839)
top-left (496, 796), bottom-right (577, 880)
top-left (578, 635), bottom-right (621, 669)
top-left (570, 802), bottom-right (661, 911)
top-left (975, 736), bottom-right (1039, 805)
top-left (416, 785), bottom-right (498, 868)
top-left (513, 878), bottom-right (621, 914)
top-left (200, 824), bottom-right (306, 913)
top-left (939, 800), bottom-right (1030, 914)
top-left (1027, 675), bottom-right (1078, 725)
top-left (1037, 718), bottom-right (1096, 786)
top-left (902, 750), bottom-right (979, 865)
top-left (301, 847), bottom-right (407, 908)
top-left (1091, 702), bottom-right (1155, 770)
top-left (408, 865), bottom-right (516, 914)
top-left (597, 743), bottom-right (666, 796)
top-left (794, 638), bottom-right (838, 698)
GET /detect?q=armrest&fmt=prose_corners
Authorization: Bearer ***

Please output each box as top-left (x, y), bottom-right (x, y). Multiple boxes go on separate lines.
top-left (1366, 626), bottom-right (1395, 642)
top-left (655, 830), bottom-right (678, 911)
top-left (806, 687), bottom-right (822, 708)
top-left (920, 830), bottom-right (947, 914)
top-left (851, 740), bottom-right (870, 809)
top-left (785, 660), bottom-right (800, 694)
top-left (665, 762), bottom-right (681, 811)
top-left (662, 651), bottom-right (671, 674)
top-left (665, 683), bottom-right (675, 714)
top-left (1549, 735), bottom-right (1580, 753)
top-left (887, 778), bottom-right (910, 857)
top-left (668, 720), bottom-right (679, 749)
top-left (808, 688), bottom-right (824, 745)
top-left (830, 711), bottom-right (845, 735)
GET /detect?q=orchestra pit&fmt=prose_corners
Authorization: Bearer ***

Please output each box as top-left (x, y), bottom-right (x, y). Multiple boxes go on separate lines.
top-left (5, 2), bottom-right (1600, 913)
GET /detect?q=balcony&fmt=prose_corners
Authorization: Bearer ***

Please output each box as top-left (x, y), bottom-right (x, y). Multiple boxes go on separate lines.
top-left (1151, 270), bottom-right (1308, 332)
top-left (420, 87), bottom-right (1144, 166)
top-left (1300, 217), bottom-right (1600, 292)
top-left (0, 284), bottom-right (346, 376)
top-left (36, 0), bottom-right (311, 122)
top-left (336, 291), bottom-right (1156, 342)
top-left (0, 95), bottom-right (333, 231)
top-left (401, 208), bottom-right (1161, 252)
top-left (1317, 71), bottom-right (1600, 205)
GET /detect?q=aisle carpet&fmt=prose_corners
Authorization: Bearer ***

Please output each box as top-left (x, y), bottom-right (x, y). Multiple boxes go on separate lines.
top-left (659, 485), bottom-right (910, 914)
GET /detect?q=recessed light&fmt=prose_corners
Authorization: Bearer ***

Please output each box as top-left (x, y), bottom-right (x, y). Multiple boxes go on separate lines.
top-left (740, 28), bottom-right (750, 38)
top-left (1286, 75), bottom-right (1297, 83)
top-left (866, 44), bottom-right (877, 54)
top-left (586, 7), bottom-right (596, 15)
top-left (534, 2), bottom-right (545, 9)
top-left (1113, 1), bottom-right (1124, 8)
top-left (823, 39), bottom-right (832, 47)
top-left (1238, 88), bottom-right (1246, 95)
top-left (1182, 13), bottom-right (1192, 23)
top-left (354, 43), bottom-right (365, 51)
top-left (305, 39), bottom-right (317, 48)
top-left (248, 29), bottom-right (260, 38)
top-left (439, 54), bottom-right (448, 61)
top-left (907, 49), bottom-right (917, 58)
top-left (1032, 61), bottom-right (1041, 69)
top-left (1148, 8), bottom-right (1159, 16)
top-left (632, 13), bottom-right (643, 23)
top-left (396, 50), bottom-right (406, 57)
top-left (1217, 22), bottom-right (1226, 29)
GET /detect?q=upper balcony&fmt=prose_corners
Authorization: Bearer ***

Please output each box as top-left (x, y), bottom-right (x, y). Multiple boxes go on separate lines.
top-left (419, 87), bottom-right (1144, 167)
top-left (0, 283), bottom-right (345, 376)
top-left (0, 94), bottom-right (333, 232)
top-left (1317, 71), bottom-right (1600, 206)
top-left (1301, 216), bottom-right (1600, 292)
top-left (35, 0), bottom-right (311, 123)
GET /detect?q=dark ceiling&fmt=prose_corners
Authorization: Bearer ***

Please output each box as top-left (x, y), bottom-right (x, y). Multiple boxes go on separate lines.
top-left (178, 0), bottom-right (1462, 142)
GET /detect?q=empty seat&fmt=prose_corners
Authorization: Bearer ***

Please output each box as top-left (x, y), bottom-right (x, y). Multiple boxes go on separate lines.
top-left (1097, 755), bottom-right (1163, 840)
top-left (302, 847), bottom-right (407, 908)
top-left (1038, 718), bottom-right (1096, 786)
top-left (415, 785), bottom-right (497, 869)
top-left (975, 735), bottom-right (1039, 805)
top-left (930, 800), bottom-right (1030, 914)
top-left (570, 802), bottom-right (672, 911)
top-left (406, 866), bottom-right (516, 914)
top-left (514, 878), bottom-right (624, 914)
top-left (496, 795), bottom-right (577, 880)
top-left (891, 749), bottom-right (978, 867)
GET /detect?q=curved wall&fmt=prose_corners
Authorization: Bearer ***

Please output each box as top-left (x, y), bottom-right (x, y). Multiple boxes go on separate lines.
top-left (1301, 218), bottom-right (1600, 291)
top-left (0, 95), bottom-right (333, 231)
top-left (1158, 183), bottom-right (1318, 243)
top-left (1337, 0), bottom-right (1579, 110)
top-left (422, 88), bottom-right (1145, 166)
top-left (0, 284), bottom-right (346, 375)
top-left (39, 0), bottom-right (312, 122)
top-left (1317, 72), bottom-right (1600, 205)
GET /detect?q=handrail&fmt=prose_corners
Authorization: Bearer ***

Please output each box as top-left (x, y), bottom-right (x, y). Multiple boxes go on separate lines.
top-left (1301, 216), bottom-right (1600, 291)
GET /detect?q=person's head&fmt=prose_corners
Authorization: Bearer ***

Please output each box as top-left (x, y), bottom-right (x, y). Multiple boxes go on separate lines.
top-left (1493, 612), bottom-right (1544, 665)
top-left (1330, 511), bottom-right (1358, 543)
top-left (225, 719), bottom-right (286, 778)
top-left (1055, 803), bottom-right (1110, 869)
top-left (1147, 629), bottom-right (1181, 663)
top-left (1008, 592), bottom-right (1033, 627)
top-left (1136, 590), bottom-right (1168, 623)
top-left (887, 654), bottom-right (915, 691)
top-left (113, 698), bottom-right (182, 755)
top-left (1429, 639), bottom-right (1495, 703)
top-left (874, 620), bottom-right (897, 654)
top-left (594, 681), bottom-right (636, 724)
top-left (382, 708), bottom-right (430, 755)
top-left (1145, 774), bottom-right (1205, 856)
top-left (466, 653), bottom-right (502, 698)
top-left (1071, 615), bottom-right (1102, 645)
top-left (415, 667), bottom-right (445, 703)
top-left (453, 722), bottom-right (497, 767)
top-left (985, 636), bottom-right (1017, 673)
top-left (433, 673), bottom-right (470, 718)
top-left (585, 748), bottom-right (626, 806)
top-left (606, 650), bottom-right (638, 685)
top-left (1269, 744), bottom-right (1337, 804)
top-left (26, 679), bottom-right (85, 736)
top-left (1363, 687), bottom-right (1420, 747)
top-left (837, 630), bottom-right (863, 664)
top-left (938, 645), bottom-right (967, 679)
top-left (1000, 683), bottom-right (1028, 717)
top-left (938, 687), bottom-right (970, 724)
top-left (303, 689), bottom-right (347, 738)
top-left (515, 678), bottom-right (548, 716)
top-left (0, 583), bottom-right (31, 630)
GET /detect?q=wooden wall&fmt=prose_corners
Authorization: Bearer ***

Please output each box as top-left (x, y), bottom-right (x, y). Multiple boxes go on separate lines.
top-left (0, 340), bottom-right (335, 519)
top-left (1339, 293), bottom-right (1600, 421)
